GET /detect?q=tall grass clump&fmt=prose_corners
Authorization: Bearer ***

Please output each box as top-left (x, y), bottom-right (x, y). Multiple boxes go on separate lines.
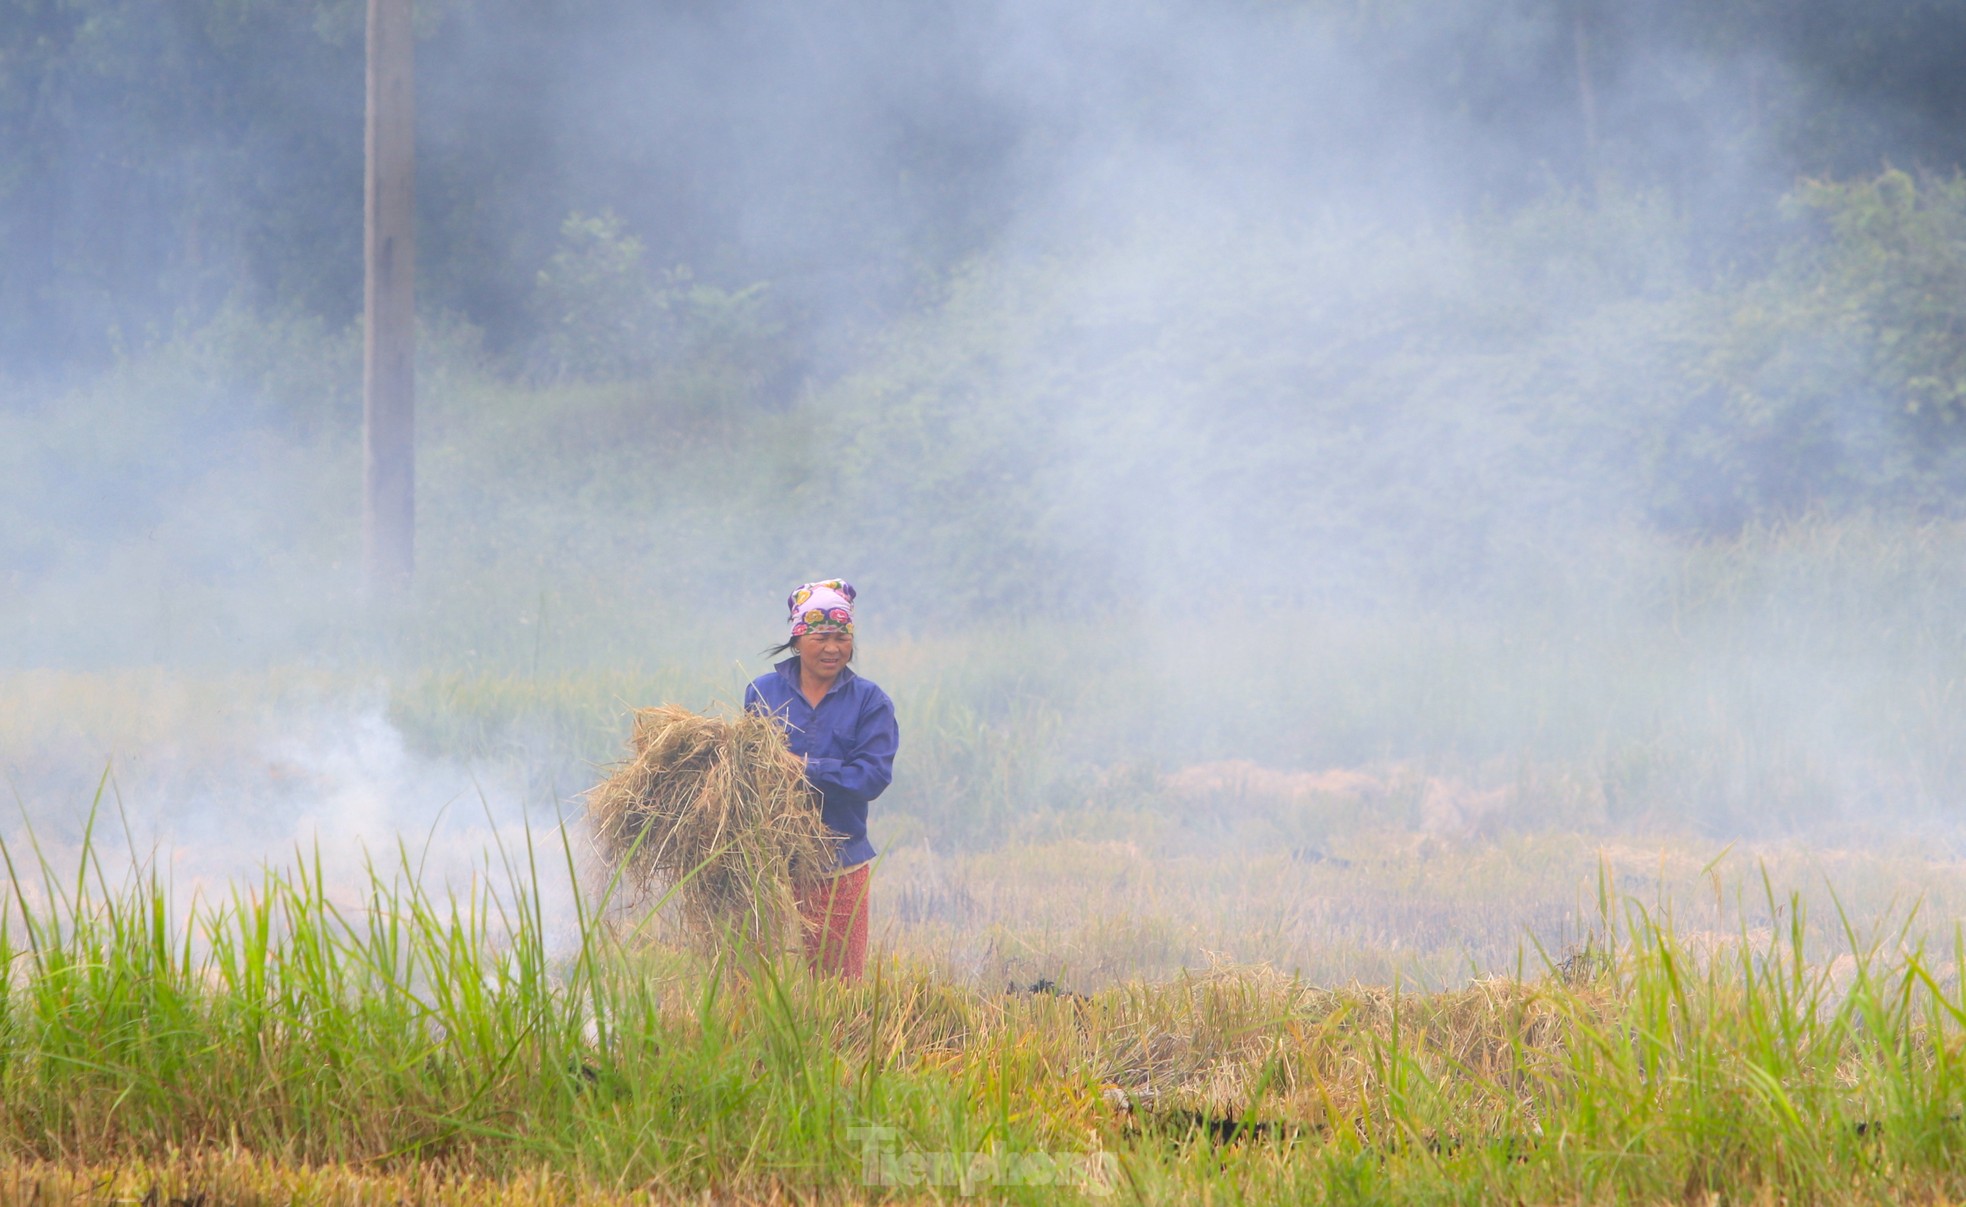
top-left (0, 788), bottom-right (1086, 1201)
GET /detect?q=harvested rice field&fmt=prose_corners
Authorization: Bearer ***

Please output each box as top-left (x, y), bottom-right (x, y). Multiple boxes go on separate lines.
top-left (6, 837), bottom-right (1966, 1205)
top-left (6, 661), bottom-right (1966, 1203)
top-left (6, 820), bottom-right (1966, 1202)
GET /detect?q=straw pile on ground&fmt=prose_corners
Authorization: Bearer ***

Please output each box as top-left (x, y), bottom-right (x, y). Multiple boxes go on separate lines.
top-left (586, 705), bottom-right (833, 949)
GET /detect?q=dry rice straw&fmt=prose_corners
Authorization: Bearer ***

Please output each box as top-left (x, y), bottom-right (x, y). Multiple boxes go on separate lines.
top-left (586, 705), bottom-right (833, 951)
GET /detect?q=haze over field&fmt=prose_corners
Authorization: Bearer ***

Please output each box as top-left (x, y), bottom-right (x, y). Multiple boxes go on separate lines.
top-left (4, 0), bottom-right (1966, 931)
top-left (17, 14), bottom-right (1966, 1202)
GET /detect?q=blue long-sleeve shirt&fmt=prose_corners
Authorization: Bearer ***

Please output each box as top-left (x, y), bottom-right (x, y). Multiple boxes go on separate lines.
top-left (743, 658), bottom-right (897, 869)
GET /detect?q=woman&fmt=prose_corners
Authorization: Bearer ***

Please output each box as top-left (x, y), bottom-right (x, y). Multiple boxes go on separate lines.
top-left (744, 579), bottom-right (898, 980)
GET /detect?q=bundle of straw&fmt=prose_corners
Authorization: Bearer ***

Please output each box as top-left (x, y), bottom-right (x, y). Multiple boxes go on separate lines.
top-left (585, 705), bottom-right (834, 948)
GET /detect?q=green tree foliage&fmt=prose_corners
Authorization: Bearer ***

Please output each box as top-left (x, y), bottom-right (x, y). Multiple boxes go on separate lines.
top-left (531, 210), bottom-right (788, 397)
top-left (0, 0), bottom-right (361, 361)
top-left (6, 3), bottom-right (1966, 619)
top-left (5, 0), bottom-right (1966, 370)
top-left (1798, 171), bottom-right (1966, 425)
top-left (1653, 170), bottom-right (1966, 530)
top-left (533, 211), bottom-right (664, 382)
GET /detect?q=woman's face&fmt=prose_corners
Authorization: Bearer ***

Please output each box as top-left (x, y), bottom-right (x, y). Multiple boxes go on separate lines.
top-left (795, 629), bottom-right (854, 677)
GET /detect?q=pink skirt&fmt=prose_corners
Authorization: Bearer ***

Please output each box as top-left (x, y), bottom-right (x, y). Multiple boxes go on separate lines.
top-left (794, 862), bottom-right (870, 980)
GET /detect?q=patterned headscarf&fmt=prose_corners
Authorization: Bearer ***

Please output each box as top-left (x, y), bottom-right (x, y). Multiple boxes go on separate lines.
top-left (787, 579), bottom-right (856, 639)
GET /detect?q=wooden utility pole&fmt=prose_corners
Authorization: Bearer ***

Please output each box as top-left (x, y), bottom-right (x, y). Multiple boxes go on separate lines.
top-left (1571, 0), bottom-right (1599, 197)
top-left (364, 0), bottom-right (415, 592)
